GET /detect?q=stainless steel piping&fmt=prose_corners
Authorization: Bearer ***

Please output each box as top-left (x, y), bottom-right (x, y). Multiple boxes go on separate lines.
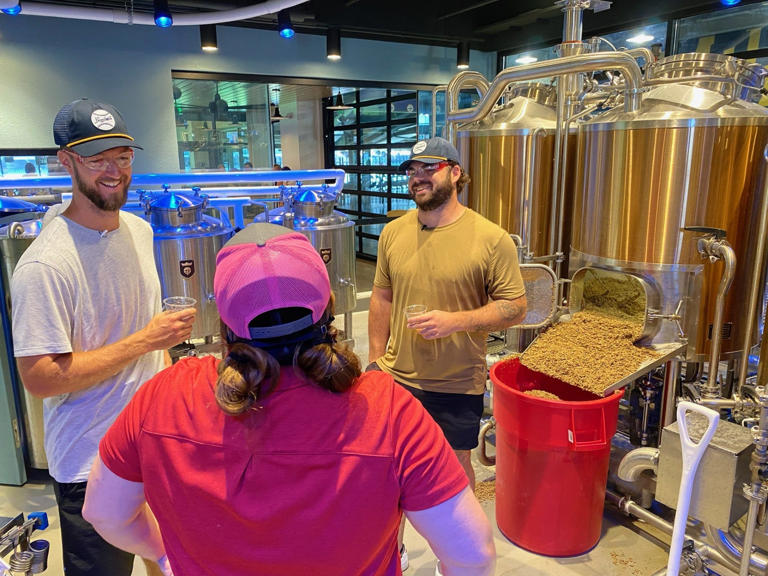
top-left (445, 71), bottom-right (490, 144)
top-left (621, 47), bottom-right (655, 67)
top-left (738, 145), bottom-right (768, 398)
top-left (697, 238), bottom-right (737, 398)
top-left (477, 418), bottom-right (496, 466)
top-left (617, 447), bottom-right (659, 481)
top-left (704, 523), bottom-right (768, 575)
top-left (446, 52), bottom-right (643, 127)
top-left (740, 388), bottom-right (768, 576)
top-left (606, 490), bottom-right (745, 573)
top-left (521, 128), bottom-right (545, 261)
top-left (663, 360), bottom-right (682, 427)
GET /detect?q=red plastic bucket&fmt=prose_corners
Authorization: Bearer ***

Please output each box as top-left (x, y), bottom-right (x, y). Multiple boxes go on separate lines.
top-left (490, 357), bottom-right (623, 557)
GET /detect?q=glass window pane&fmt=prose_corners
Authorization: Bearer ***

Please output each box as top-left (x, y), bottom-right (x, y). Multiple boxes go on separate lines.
top-left (391, 173), bottom-right (410, 195)
top-left (360, 174), bottom-right (389, 194)
top-left (360, 103), bottom-right (387, 124)
top-left (677, 3), bottom-right (768, 54)
top-left (343, 172), bottom-right (359, 189)
top-left (334, 150), bottom-right (357, 166)
top-left (391, 124), bottom-right (417, 144)
top-left (337, 191), bottom-right (358, 211)
top-left (359, 88), bottom-right (387, 102)
top-left (418, 90), bottom-right (444, 139)
top-left (361, 237), bottom-right (378, 258)
top-left (361, 148), bottom-right (388, 166)
top-left (503, 45), bottom-right (558, 69)
top-left (391, 98), bottom-right (417, 121)
top-left (172, 78), bottom-right (271, 173)
top-left (390, 148), bottom-right (412, 167)
top-left (361, 194), bottom-right (388, 214)
top-left (361, 223), bottom-right (385, 236)
top-left (333, 108), bottom-right (356, 127)
top-left (361, 126), bottom-right (388, 145)
top-left (390, 196), bottom-right (415, 211)
top-left (334, 129), bottom-right (357, 146)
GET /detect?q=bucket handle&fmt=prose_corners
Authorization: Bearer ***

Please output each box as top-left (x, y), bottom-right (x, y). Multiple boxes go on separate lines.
top-left (568, 407), bottom-right (607, 451)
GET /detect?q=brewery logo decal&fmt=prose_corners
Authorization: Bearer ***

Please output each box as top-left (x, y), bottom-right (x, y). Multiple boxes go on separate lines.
top-left (91, 110), bottom-right (116, 131)
top-left (180, 259), bottom-right (195, 278)
top-left (320, 248), bottom-right (332, 264)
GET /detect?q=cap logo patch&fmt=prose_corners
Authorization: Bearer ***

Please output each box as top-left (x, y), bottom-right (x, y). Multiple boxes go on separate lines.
top-left (412, 141), bottom-right (427, 154)
top-left (91, 110), bottom-right (116, 131)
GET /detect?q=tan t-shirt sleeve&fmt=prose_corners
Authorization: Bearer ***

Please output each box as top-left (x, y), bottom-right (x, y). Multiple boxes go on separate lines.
top-left (487, 232), bottom-right (526, 301)
top-left (373, 224), bottom-right (392, 290)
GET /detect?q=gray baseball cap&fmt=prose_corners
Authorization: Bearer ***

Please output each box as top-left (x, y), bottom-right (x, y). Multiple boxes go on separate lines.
top-left (53, 98), bottom-right (142, 157)
top-left (398, 137), bottom-right (461, 172)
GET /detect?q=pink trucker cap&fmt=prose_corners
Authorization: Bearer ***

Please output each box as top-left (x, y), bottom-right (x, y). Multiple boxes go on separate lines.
top-left (214, 223), bottom-right (331, 340)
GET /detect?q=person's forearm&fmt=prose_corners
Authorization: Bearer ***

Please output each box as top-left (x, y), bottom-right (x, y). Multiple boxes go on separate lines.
top-left (19, 329), bottom-right (154, 398)
top-left (367, 293), bottom-right (392, 363)
top-left (456, 296), bottom-right (527, 333)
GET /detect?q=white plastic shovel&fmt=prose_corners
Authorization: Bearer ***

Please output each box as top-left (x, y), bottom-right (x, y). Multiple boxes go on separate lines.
top-left (666, 401), bottom-right (719, 576)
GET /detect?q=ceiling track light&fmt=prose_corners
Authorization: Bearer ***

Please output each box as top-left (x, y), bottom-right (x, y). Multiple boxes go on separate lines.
top-left (327, 28), bottom-right (341, 61)
top-left (277, 9), bottom-right (294, 39)
top-left (200, 24), bottom-right (217, 52)
top-left (457, 41), bottom-right (470, 70)
top-left (153, 0), bottom-right (172, 27)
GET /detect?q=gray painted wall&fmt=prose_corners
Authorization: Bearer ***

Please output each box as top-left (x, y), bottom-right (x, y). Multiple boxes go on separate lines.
top-left (0, 15), bottom-right (496, 173)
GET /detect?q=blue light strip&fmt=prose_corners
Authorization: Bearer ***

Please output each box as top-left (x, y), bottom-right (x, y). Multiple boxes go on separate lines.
top-left (0, 169), bottom-right (346, 193)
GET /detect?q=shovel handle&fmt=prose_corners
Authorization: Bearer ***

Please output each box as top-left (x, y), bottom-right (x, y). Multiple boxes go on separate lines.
top-left (666, 401), bottom-right (719, 576)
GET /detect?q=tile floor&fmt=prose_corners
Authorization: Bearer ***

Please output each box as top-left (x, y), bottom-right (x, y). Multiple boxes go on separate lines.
top-left (0, 260), bottom-right (677, 575)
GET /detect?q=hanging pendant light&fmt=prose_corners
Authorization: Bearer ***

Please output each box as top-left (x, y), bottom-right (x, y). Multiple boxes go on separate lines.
top-left (270, 87), bottom-right (287, 122)
top-left (327, 89), bottom-right (353, 110)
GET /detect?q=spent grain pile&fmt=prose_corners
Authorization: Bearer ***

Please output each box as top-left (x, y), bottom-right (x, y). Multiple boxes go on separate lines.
top-left (520, 310), bottom-right (658, 395)
top-left (524, 389), bottom-right (561, 400)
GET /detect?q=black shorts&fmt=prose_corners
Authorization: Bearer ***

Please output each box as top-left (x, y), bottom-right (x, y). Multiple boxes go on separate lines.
top-left (52, 480), bottom-right (134, 576)
top-left (399, 383), bottom-right (484, 450)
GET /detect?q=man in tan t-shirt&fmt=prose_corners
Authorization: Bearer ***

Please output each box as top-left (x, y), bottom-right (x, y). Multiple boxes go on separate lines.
top-left (368, 137), bottom-right (527, 571)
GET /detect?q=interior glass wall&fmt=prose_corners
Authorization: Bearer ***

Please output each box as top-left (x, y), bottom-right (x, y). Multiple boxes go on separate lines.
top-left (172, 76), bottom-right (273, 172)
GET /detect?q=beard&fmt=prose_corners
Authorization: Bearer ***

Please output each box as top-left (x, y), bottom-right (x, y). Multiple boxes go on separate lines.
top-left (409, 176), bottom-right (454, 212)
top-left (71, 163), bottom-right (130, 212)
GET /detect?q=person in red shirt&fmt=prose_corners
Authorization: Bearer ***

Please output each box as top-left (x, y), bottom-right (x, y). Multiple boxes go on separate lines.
top-left (82, 222), bottom-right (495, 576)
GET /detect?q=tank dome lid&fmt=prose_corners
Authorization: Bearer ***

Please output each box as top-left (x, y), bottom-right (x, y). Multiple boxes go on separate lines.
top-left (293, 189), bottom-right (335, 204)
top-left (0, 196), bottom-right (39, 214)
top-left (148, 191), bottom-right (207, 211)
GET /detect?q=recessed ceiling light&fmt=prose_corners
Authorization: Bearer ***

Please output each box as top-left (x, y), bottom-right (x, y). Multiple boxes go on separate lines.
top-left (515, 56), bottom-right (538, 65)
top-left (627, 34), bottom-right (654, 44)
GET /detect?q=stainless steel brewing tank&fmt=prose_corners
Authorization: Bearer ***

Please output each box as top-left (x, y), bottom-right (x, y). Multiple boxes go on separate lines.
top-left (0, 198), bottom-right (47, 468)
top-left (280, 189), bottom-right (356, 315)
top-left (143, 192), bottom-right (233, 340)
top-left (456, 84), bottom-right (571, 258)
top-left (571, 53), bottom-right (768, 360)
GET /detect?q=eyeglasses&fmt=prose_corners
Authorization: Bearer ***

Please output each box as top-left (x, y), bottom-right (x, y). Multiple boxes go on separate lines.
top-left (405, 161), bottom-right (453, 177)
top-left (68, 150), bottom-right (135, 172)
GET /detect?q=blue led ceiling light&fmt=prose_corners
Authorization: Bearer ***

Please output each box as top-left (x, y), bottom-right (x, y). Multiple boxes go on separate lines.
top-left (1, 2), bottom-right (21, 14)
top-left (153, 0), bottom-right (172, 27)
top-left (720, 0), bottom-right (740, 5)
top-left (277, 9), bottom-right (294, 38)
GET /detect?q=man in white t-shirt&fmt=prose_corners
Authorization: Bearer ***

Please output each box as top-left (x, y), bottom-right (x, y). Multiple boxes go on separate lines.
top-left (11, 98), bottom-right (196, 576)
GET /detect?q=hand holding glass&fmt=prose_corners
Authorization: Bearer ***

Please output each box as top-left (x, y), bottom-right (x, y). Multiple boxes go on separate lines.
top-left (404, 304), bottom-right (427, 321)
top-left (163, 296), bottom-right (197, 312)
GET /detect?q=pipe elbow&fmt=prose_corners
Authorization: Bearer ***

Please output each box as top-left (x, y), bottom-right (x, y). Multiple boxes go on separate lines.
top-left (618, 447), bottom-right (659, 482)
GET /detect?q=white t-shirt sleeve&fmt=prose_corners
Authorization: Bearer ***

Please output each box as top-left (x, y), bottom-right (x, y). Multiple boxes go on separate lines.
top-left (12, 261), bottom-right (75, 357)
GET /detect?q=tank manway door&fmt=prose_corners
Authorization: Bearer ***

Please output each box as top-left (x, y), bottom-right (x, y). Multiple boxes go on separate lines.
top-left (517, 264), bottom-right (557, 329)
